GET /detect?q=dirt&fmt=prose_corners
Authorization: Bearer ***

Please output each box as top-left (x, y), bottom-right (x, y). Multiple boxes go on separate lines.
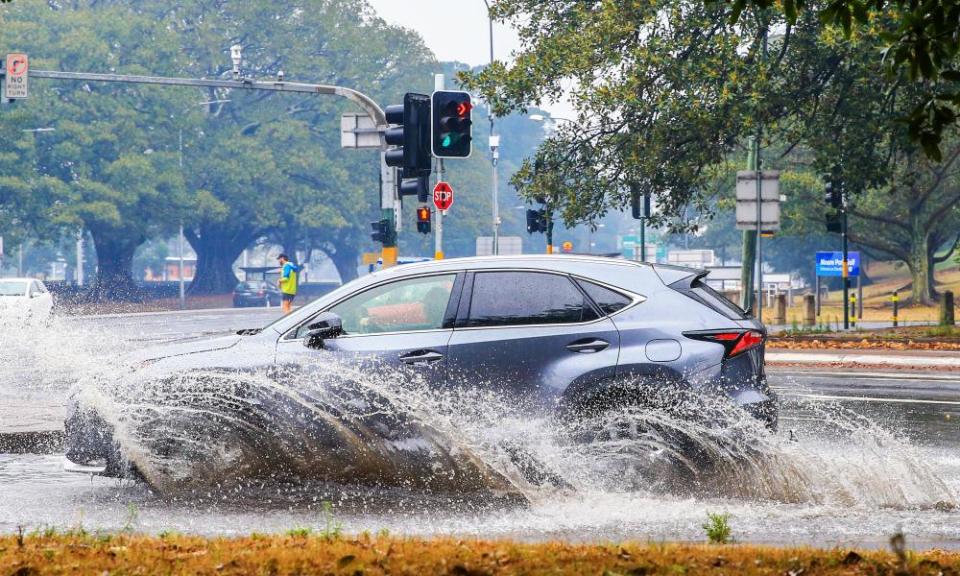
top-left (1, 532), bottom-right (955, 575)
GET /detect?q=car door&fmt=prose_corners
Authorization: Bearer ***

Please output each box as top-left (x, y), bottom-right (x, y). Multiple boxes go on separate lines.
top-left (444, 270), bottom-right (621, 408)
top-left (275, 272), bottom-right (463, 383)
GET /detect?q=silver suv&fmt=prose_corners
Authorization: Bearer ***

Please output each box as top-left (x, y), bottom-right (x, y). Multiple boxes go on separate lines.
top-left (65, 255), bottom-right (776, 477)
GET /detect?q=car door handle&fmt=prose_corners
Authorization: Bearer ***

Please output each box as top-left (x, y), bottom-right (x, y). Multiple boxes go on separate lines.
top-left (566, 338), bottom-right (609, 353)
top-left (399, 350), bottom-right (444, 364)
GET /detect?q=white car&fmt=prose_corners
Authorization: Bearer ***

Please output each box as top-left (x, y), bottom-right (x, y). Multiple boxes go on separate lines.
top-left (0, 278), bottom-right (53, 324)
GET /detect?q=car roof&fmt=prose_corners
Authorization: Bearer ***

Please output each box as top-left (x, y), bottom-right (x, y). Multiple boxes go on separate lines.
top-left (372, 254), bottom-right (651, 277)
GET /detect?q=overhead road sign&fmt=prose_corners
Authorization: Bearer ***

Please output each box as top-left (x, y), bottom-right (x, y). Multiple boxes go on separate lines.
top-left (735, 170), bottom-right (780, 231)
top-left (340, 113), bottom-right (381, 149)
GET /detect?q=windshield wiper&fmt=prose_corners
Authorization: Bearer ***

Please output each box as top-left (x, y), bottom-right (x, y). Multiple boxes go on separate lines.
top-left (236, 328), bottom-right (263, 336)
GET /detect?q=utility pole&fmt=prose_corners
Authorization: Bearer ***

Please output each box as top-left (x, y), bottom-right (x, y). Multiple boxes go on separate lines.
top-left (755, 134), bottom-right (763, 322)
top-left (483, 0), bottom-right (500, 254)
top-left (75, 229), bottom-right (84, 286)
top-left (739, 138), bottom-right (757, 314)
top-left (178, 129), bottom-right (186, 309)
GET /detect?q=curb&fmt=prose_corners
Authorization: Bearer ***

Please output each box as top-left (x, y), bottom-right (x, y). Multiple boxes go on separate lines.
top-left (766, 351), bottom-right (960, 368)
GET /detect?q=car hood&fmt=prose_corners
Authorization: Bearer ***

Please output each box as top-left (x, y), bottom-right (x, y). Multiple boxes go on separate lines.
top-left (129, 334), bottom-right (244, 364)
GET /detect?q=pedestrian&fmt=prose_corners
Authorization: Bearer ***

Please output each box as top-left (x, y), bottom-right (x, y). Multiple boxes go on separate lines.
top-left (277, 253), bottom-right (301, 314)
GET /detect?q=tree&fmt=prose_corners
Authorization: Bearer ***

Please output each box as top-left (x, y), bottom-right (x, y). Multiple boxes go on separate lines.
top-left (726, 0), bottom-right (960, 160)
top-left (461, 1), bottom-right (850, 231)
top-left (1, 1), bottom-right (194, 299)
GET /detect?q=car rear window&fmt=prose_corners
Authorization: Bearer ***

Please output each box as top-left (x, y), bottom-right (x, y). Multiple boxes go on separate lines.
top-left (467, 271), bottom-right (599, 327)
top-left (690, 279), bottom-right (747, 319)
top-left (575, 279), bottom-right (632, 316)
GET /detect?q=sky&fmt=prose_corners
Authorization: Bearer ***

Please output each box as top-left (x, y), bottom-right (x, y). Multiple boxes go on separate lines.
top-left (366, 0), bottom-right (575, 118)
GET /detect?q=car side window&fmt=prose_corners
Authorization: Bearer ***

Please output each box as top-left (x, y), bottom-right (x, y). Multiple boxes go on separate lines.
top-left (35, 281), bottom-right (48, 294)
top-left (466, 271), bottom-right (598, 328)
top-left (297, 274), bottom-right (456, 337)
top-left (576, 279), bottom-right (632, 316)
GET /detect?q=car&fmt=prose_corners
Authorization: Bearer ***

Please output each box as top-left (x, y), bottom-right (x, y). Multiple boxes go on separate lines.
top-left (232, 280), bottom-right (282, 308)
top-left (64, 255), bottom-right (777, 480)
top-left (0, 278), bottom-right (53, 324)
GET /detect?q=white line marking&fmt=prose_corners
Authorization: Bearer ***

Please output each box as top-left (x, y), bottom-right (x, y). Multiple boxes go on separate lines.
top-left (790, 393), bottom-right (960, 406)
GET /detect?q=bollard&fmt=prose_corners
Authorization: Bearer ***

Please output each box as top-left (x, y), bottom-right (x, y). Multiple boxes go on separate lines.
top-left (940, 290), bottom-right (955, 326)
top-left (803, 294), bottom-right (815, 327)
top-left (892, 290), bottom-right (899, 327)
top-left (774, 294), bottom-right (787, 325)
top-left (850, 293), bottom-right (857, 329)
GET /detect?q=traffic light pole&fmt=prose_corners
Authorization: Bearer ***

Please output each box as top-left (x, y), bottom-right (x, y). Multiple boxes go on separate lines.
top-left (842, 188), bottom-right (850, 330)
top-left (380, 157), bottom-right (398, 267)
top-left (435, 158), bottom-right (445, 260)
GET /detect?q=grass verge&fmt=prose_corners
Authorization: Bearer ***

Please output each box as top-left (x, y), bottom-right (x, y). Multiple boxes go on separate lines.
top-left (1, 532), bottom-right (958, 575)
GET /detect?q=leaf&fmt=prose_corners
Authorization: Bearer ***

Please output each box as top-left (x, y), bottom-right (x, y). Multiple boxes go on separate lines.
top-left (337, 555), bottom-right (356, 568)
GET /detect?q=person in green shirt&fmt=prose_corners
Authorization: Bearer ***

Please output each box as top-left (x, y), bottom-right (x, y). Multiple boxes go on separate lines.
top-left (277, 253), bottom-right (301, 314)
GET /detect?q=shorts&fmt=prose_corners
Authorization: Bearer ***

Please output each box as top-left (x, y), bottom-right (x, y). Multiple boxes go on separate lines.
top-left (282, 293), bottom-right (296, 303)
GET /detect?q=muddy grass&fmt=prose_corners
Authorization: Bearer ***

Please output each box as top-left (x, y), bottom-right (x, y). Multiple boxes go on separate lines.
top-left (770, 326), bottom-right (960, 351)
top-left (1, 532), bottom-right (957, 575)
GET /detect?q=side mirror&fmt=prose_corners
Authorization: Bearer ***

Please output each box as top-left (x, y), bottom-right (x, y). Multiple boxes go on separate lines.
top-left (302, 312), bottom-right (343, 349)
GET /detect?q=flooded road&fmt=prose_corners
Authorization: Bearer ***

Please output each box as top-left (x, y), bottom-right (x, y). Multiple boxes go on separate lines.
top-left (0, 311), bottom-right (957, 548)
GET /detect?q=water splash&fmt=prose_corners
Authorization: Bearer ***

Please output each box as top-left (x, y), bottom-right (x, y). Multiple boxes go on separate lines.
top-left (72, 357), bottom-right (956, 511)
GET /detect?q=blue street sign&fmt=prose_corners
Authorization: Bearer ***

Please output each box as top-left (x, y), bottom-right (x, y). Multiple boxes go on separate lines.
top-left (816, 251), bottom-right (860, 277)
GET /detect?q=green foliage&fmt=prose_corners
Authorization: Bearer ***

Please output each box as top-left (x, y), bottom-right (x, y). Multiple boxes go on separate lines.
top-left (319, 501), bottom-right (343, 541)
top-left (722, 0), bottom-right (960, 160)
top-left (702, 512), bottom-right (733, 544)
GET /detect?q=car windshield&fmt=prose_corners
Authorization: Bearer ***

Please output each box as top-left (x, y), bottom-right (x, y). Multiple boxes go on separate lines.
top-left (0, 281), bottom-right (28, 296)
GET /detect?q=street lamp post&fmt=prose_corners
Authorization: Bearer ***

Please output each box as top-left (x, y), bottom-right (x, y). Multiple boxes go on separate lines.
top-left (482, 0), bottom-right (500, 254)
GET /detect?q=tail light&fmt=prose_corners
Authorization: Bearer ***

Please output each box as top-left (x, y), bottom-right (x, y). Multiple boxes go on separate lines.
top-left (684, 329), bottom-right (765, 359)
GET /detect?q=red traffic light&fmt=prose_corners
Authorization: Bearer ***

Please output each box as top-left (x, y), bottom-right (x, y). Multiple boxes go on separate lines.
top-left (456, 101), bottom-right (472, 116)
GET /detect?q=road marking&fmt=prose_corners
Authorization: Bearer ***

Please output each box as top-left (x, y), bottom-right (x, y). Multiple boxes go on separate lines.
top-left (789, 393), bottom-right (960, 406)
top-left (773, 370), bottom-right (960, 382)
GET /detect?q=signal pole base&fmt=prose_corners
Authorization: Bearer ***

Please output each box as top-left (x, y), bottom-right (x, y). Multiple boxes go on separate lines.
top-left (381, 246), bottom-right (398, 268)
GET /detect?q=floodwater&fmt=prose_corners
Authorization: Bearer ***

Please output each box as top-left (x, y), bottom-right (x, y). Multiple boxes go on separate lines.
top-left (0, 316), bottom-right (957, 548)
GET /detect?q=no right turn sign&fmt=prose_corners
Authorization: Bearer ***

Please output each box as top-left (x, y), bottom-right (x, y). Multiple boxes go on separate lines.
top-left (4, 53), bottom-right (28, 99)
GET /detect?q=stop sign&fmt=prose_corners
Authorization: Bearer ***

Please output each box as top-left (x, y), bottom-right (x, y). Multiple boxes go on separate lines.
top-left (433, 181), bottom-right (453, 211)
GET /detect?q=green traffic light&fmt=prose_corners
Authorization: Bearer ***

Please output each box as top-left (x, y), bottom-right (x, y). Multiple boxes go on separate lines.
top-left (441, 133), bottom-right (463, 148)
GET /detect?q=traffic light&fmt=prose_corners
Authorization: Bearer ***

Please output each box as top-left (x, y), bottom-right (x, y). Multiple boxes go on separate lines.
top-left (397, 173), bottom-right (430, 203)
top-left (384, 93), bottom-right (431, 172)
top-left (526, 208), bottom-right (547, 234)
top-left (416, 206), bottom-right (431, 234)
top-left (370, 219), bottom-right (394, 244)
top-left (432, 90), bottom-right (472, 158)
top-left (824, 181), bottom-right (841, 209)
top-left (826, 212), bottom-right (842, 233)
top-left (824, 178), bottom-right (843, 233)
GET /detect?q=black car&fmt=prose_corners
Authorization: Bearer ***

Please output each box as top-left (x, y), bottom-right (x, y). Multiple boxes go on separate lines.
top-left (232, 280), bottom-right (282, 308)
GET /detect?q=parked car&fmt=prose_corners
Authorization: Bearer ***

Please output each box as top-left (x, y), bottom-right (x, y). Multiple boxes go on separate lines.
top-left (0, 278), bottom-right (53, 324)
top-left (232, 280), bottom-right (282, 308)
top-left (65, 255), bottom-right (776, 477)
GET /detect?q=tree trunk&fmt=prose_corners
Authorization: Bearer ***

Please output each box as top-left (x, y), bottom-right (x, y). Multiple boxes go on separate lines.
top-left (909, 223), bottom-right (937, 305)
top-left (329, 242), bottom-right (360, 284)
top-left (187, 225), bottom-right (253, 295)
top-left (86, 230), bottom-right (143, 302)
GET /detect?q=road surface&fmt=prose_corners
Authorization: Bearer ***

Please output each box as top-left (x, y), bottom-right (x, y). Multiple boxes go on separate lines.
top-left (0, 309), bottom-right (956, 548)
